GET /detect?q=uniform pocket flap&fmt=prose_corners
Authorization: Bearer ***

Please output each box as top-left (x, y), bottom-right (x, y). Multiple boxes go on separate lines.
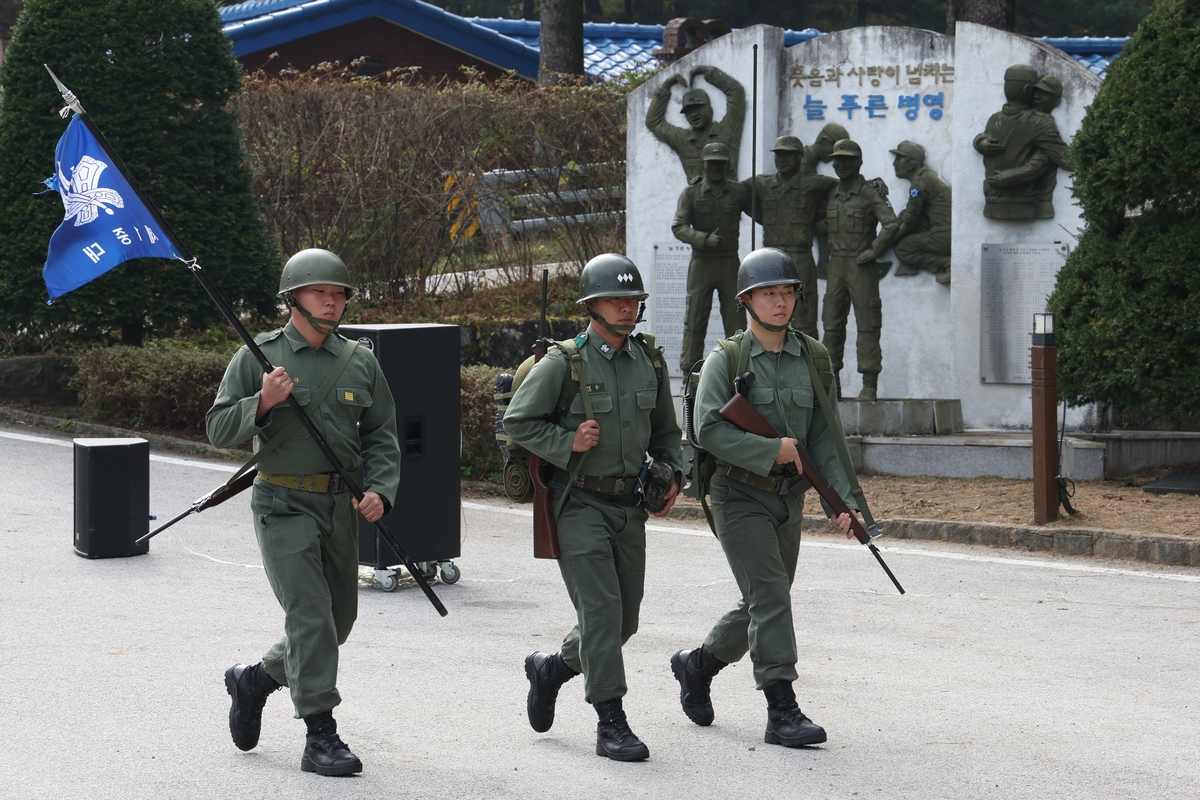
top-left (635, 388), bottom-right (658, 409)
top-left (336, 386), bottom-right (373, 407)
top-left (791, 386), bottom-right (814, 408)
top-left (748, 386), bottom-right (775, 405)
top-left (571, 391), bottom-right (613, 415)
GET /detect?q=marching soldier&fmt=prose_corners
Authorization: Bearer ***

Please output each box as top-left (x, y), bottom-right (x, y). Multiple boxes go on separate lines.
top-left (670, 248), bottom-right (860, 748)
top-left (821, 140), bottom-right (898, 402)
top-left (504, 254), bottom-right (683, 762)
top-left (672, 141), bottom-right (752, 375)
top-left (744, 136), bottom-right (838, 338)
top-left (888, 141), bottom-right (952, 285)
top-left (207, 249), bottom-right (400, 777)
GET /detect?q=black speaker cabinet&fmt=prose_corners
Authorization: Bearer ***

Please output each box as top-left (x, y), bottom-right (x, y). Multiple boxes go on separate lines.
top-left (339, 324), bottom-right (461, 567)
top-left (73, 438), bottom-right (149, 559)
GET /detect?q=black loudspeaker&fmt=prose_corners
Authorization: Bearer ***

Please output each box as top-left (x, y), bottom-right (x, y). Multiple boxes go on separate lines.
top-left (73, 438), bottom-right (149, 559)
top-left (339, 324), bottom-right (461, 566)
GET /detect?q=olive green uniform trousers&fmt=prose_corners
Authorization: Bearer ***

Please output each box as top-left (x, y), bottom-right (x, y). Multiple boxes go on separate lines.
top-left (681, 252), bottom-right (744, 375)
top-left (251, 482), bottom-right (360, 718)
top-left (553, 481), bottom-right (649, 705)
top-left (703, 474), bottom-right (805, 690)
top-left (822, 255), bottom-right (883, 375)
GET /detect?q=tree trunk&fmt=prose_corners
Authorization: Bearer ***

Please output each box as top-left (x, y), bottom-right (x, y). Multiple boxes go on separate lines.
top-left (540, 0), bottom-right (584, 85)
top-left (946, 0), bottom-right (1016, 35)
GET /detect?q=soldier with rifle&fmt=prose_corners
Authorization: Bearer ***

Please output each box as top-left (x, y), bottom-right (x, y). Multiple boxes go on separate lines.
top-left (504, 254), bottom-right (683, 762)
top-left (670, 248), bottom-right (868, 749)
top-left (206, 249), bottom-right (400, 777)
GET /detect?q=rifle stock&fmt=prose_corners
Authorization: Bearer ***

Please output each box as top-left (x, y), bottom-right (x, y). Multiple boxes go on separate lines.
top-left (717, 384), bottom-right (904, 594)
top-left (530, 268), bottom-right (562, 559)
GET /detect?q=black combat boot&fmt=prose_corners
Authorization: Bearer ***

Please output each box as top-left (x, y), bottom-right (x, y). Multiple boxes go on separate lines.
top-left (593, 699), bottom-right (650, 762)
top-left (669, 646), bottom-right (727, 726)
top-left (224, 662), bottom-right (281, 751)
top-left (524, 651), bottom-right (578, 733)
top-left (301, 711), bottom-right (363, 776)
top-left (763, 680), bottom-right (827, 747)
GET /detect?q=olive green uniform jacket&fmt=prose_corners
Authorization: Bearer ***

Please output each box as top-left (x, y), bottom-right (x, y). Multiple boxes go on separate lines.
top-left (504, 327), bottom-right (682, 704)
top-left (207, 321), bottom-right (400, 718)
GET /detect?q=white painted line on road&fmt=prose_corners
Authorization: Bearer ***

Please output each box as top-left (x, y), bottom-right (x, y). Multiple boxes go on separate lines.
top-left (461, 500), bottom-right (1200, 584)
top-left (1, 430), bottom-right (239, 472)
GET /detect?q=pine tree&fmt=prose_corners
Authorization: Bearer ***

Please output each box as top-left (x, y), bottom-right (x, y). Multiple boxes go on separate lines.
top-left (1048, 0), bottom-right (1200, 422)
top-left (0, 0), bottom-right (279, 348)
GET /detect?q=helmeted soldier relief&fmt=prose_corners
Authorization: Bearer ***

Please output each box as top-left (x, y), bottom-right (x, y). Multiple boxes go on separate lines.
top-left (743, 136), bottom-right (837, 338)
top-left (646, 65), bottom-right (746, 183)
top-left (888, 140), bottom-right (952, 285)
top-left (973, 64), bottom-right (1068, 220)
top-left (800, 123), bottom-right (849, 280)
top-left (821, 140), bottom-right (898, 402)
top-left (671, 141), bottom-right (752, 374)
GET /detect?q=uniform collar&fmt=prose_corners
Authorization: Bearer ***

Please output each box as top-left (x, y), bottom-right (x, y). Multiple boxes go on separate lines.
top-left (586, 325), bottom-right (634, 360)
top-left (835, 174), bottom-right (865, 198)
top-left (701, 178), bottom-right (730, 195)
top-left (283, 320), bottom-right (341, 354)
top-left (747, 329), bottom-right (803, 357)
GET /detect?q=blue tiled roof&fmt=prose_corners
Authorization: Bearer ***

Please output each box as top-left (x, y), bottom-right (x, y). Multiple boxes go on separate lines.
top-left (219, 3), bottom-right (1127, 81)
top-left (219, 0), bottom-right (540, 78)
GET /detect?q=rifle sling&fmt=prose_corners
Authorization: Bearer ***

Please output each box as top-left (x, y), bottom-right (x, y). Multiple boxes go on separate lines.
top-left (218, 340), bottom-right (360, 498)
top-left (799, 341), bottom-right (877, 530)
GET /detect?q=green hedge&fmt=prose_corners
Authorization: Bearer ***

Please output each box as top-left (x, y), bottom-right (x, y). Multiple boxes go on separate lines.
top-left (460, 364), bottom-right (507, 480)
top-left (73, 342), bottom-right (511, 480)
top-left (71, 339), bottom-right (238, 432)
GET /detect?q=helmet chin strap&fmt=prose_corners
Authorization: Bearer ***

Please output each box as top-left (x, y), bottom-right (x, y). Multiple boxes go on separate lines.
top-left (586, 300), bottom-right (645, 339)
top-left (287, 294), bottom-right (344, 336)
top-left (743, 304), bottom-right (790, 333)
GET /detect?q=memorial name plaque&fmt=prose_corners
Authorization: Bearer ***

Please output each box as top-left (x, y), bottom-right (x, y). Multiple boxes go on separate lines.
top-left (652, 242), bottom-right (728, 376)
top-left (979, 242), bottom-right (1068, 385)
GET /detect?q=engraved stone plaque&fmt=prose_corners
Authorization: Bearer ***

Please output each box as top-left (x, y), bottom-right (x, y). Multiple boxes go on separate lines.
top-left (652, 242), bottom-right (727, 377)
top-left (979, 242), bottom-right (1067, 384)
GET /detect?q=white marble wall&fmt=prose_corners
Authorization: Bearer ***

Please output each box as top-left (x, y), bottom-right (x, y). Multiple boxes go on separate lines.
top-left (627, 22), bottom-right (1100, 430)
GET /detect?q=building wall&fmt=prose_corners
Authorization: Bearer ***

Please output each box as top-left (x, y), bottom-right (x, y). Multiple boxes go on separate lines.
top-left (238, 16), bottom-right (510, 79)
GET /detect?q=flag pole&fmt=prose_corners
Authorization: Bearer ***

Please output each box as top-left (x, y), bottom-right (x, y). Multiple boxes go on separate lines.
top-left (44, 67), bottom-right (447, 616)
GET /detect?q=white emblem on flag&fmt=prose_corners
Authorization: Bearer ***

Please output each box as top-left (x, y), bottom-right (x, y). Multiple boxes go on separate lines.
top-left (56, 156), bottom-right (125, 227)
top-left (617, 273), bottom-right (634, 283)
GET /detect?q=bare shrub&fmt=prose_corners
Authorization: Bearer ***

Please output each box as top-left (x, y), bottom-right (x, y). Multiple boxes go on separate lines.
top-left (233, 68), bottom-right (630, 311)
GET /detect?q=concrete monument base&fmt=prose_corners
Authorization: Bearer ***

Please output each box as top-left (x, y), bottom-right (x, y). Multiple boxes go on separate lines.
top-left (839, 398), bottom-right (964, 436)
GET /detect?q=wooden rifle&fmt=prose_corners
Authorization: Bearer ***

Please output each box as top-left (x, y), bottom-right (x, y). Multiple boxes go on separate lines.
top-left (719, 371), bottom-right (905, 594)
top-left (530, 269), bottom-right (561, 559)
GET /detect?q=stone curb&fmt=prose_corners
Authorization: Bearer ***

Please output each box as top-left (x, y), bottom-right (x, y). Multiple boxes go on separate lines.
top-left (0, 405), bottom-right (248, 462)
top-left (466, 479), bottom-right (1199, 570)
top-left (8, 406), bottom-right (1196, 570)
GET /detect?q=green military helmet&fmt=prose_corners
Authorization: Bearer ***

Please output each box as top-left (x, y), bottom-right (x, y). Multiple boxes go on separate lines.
top-left (577, 253), bottom-right (648, 303)
top-left (737, 248), bottom-right (803, 296)
top-left (278, 248), bottom-right (354, 298)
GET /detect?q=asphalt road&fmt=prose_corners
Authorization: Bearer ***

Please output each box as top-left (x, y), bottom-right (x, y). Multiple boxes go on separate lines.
top-left (2, 423), bottom-right (1198, 800)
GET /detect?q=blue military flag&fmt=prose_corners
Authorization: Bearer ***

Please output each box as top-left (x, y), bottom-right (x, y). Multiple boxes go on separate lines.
top-left (42, 115), bottom-right (178, 301)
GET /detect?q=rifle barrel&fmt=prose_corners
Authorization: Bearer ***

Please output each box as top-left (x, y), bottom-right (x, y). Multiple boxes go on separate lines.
top-left (135, 506), bottom-right (197, 545)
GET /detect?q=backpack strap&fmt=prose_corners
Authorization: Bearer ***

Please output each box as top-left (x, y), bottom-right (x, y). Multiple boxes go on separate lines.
top-left (632, 331), bottom-right (667, 388)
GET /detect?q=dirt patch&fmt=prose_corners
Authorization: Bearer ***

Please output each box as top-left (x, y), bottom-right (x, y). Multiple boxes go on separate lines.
top-left (467, 467), bottom-right (1200, 538)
